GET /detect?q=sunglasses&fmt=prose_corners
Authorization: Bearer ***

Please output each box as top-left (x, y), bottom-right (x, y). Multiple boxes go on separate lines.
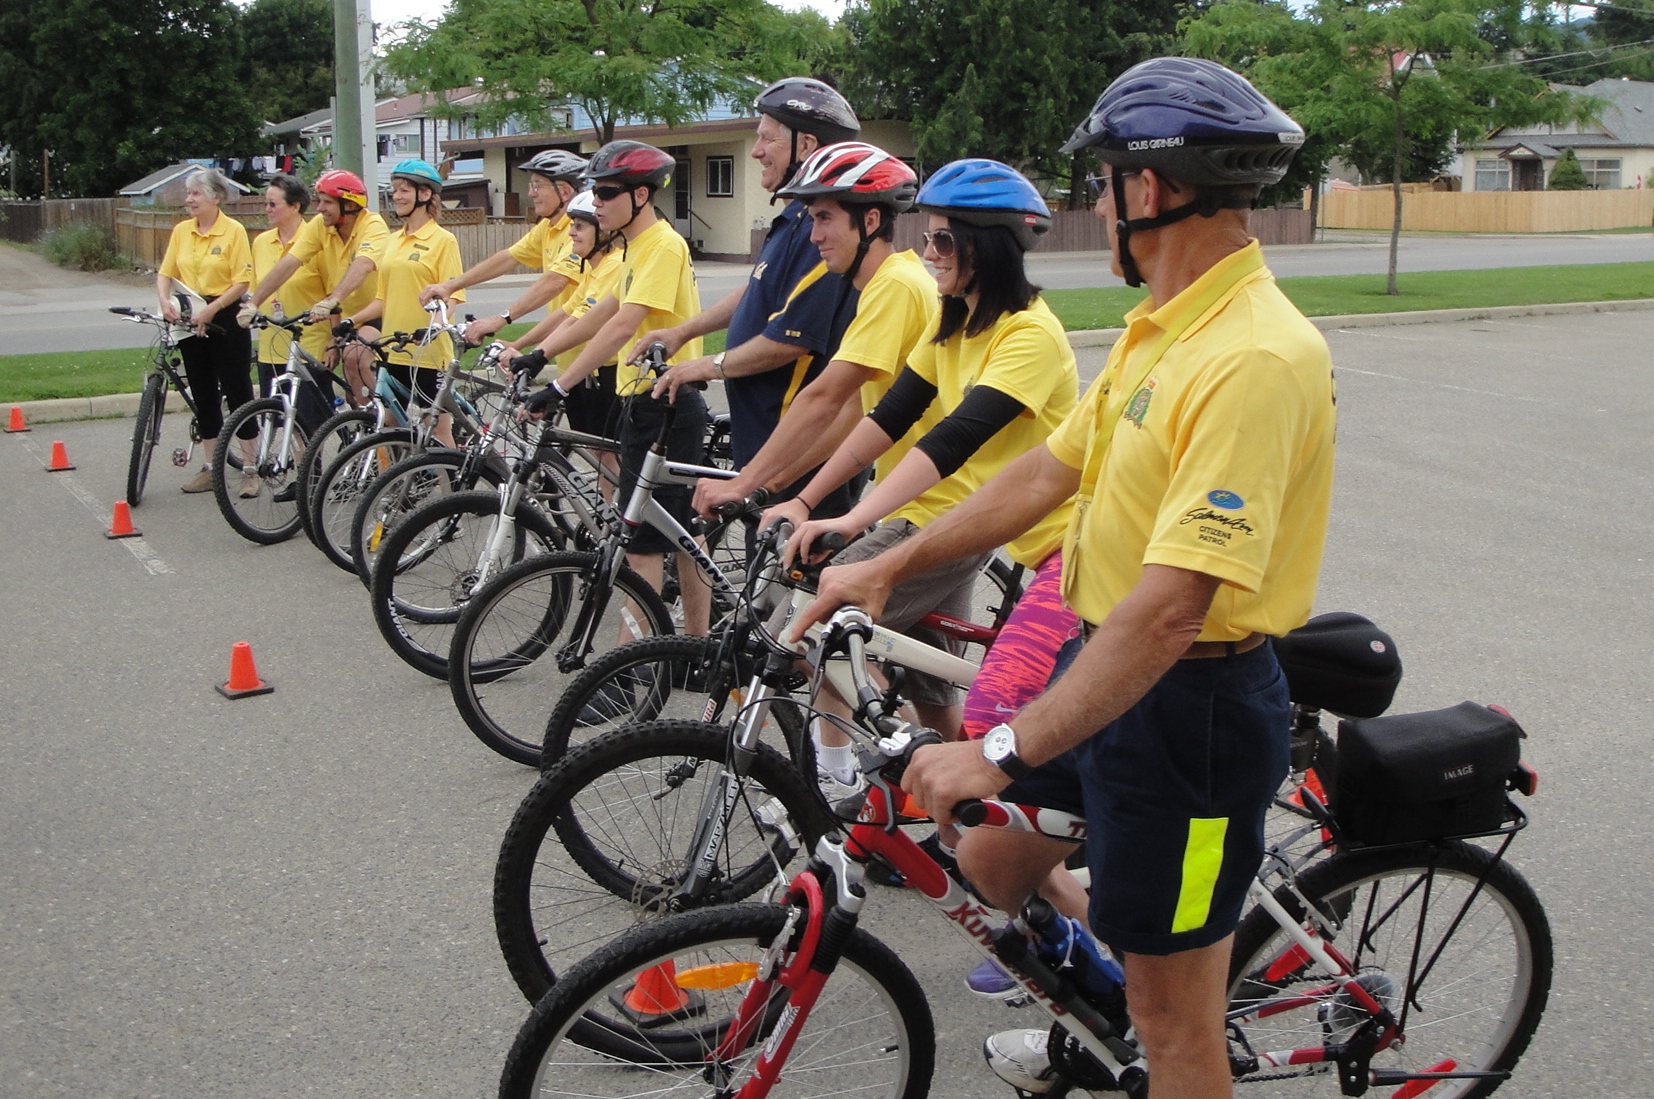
top-left (921, 229), bottom-right (958, 258)
top-left (1085, 170), bottom-right (1140, 200)
top-left (590, 184), bottom-right (630, 202)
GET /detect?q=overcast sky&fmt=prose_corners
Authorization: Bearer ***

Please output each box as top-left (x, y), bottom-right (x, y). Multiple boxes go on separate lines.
top-left (367, 0), bottom-right (845, 28)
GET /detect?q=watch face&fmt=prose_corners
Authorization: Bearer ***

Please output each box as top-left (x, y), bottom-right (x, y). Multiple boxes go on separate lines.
top-left (984, 725), bottom-right (1013, 762)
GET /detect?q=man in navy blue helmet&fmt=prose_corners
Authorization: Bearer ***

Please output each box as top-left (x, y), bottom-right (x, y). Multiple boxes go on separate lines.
top-left (793, 58), bottom-right (1338, 1098)
top-left (636, 77), bottom-right (868, 519)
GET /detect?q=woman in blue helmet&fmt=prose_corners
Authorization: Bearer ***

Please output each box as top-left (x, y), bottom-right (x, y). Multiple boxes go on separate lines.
top-left (339, 158), bottom-right (464, 446)
top-left (775, 159), bottom-right (1080, 764)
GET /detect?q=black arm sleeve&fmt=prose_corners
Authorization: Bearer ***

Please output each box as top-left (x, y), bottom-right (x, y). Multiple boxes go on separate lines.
top-left (912, 385), bottom-right (1028, 479)
top-left (866, 367), bottom-right (939, 443)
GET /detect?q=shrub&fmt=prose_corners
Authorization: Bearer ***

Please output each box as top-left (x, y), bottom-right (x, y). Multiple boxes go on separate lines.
top-left (39, 221), bottom-right (119, 271)
top-left (1547, 149), bottom-right (1589, 191)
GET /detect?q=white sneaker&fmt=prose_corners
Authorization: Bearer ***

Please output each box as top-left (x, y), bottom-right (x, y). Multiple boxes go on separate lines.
top-left (983, 1028), bottom-right (1057, 1095)
top-left (816, 767), bottom-right (866, 812)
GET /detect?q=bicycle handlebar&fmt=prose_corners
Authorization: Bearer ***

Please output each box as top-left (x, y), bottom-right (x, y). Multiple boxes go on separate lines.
top-left (711, 486), bottom-right (772, 521)
top-left (954, 799), bottom-right (988, 827)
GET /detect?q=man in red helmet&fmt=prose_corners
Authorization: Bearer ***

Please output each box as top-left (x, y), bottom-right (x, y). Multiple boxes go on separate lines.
top-left (243, 168), bottom-right (389, 405)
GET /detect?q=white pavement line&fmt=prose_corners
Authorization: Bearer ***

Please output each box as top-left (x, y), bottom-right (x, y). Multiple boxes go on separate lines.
top-left (11, 435), bottom-right (174, 575)
top-left (1336, 365), bottom-right (1541, 404)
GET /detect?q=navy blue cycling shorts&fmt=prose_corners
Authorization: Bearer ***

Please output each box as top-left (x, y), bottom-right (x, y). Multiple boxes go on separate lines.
top-left (1001, 637), bottom-right (1290, 957)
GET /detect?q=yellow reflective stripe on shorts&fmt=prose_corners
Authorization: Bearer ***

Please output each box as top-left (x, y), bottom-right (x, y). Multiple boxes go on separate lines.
top-left (1172, 817), bottom-right (1229, 934)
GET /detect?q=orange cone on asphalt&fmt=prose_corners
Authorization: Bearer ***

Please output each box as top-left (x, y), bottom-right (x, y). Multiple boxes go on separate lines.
top-left (46, 440), bottom-right (74, 471)
top-left (216, 641), bottom-right (274, 699)
top-left (4, 405), bottom-right (27, 433)
top-left (106, 501), bottom-right (141, 539)
top-left (609, 961), bottom-right (700, 1024)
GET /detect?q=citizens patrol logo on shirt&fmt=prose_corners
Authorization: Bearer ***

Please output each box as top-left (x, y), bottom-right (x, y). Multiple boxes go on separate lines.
top-left (1207, 489), bottom-right (1245, 510)
top-left (1123, 378), bottom-right (1156, 427)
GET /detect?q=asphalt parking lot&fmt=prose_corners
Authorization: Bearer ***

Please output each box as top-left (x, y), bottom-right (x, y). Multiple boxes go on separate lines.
top-left (3, 307), bottom-right (1651, 1096)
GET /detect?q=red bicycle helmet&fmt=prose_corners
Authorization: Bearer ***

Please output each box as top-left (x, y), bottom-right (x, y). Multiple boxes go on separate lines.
top-left (315, 169), bottom-right (368, 208)
top-left (777, 141), bottom-right (917, 211)
top-left (583, 141), bottom-right (675, 191)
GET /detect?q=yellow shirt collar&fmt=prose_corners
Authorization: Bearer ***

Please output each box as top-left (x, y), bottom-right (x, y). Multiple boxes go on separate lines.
top-left (398, 217), bottom-right (442, 243)
top-left (190, 213), bottom-right (236, 239)
top-left (1121, 240), bottom-right (1268, 342)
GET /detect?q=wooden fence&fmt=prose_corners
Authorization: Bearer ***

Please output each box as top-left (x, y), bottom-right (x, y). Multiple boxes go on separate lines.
top-left (1322, 188), bottom-right (1654, 233)
top-left (0, 198), bottom-right (117, 243)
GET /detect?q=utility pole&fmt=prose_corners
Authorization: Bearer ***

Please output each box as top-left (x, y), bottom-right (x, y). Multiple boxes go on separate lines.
top-left (332, 0), bottom-right (377, 210)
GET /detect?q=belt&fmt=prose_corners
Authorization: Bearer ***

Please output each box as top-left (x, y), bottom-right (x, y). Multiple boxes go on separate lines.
top-left (1078, 622), bottom-right (1267, 659)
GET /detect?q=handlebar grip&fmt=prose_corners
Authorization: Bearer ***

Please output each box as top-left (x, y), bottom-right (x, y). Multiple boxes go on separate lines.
top-left (818, 530), bottom-right (849, 554)
top-left (954, 799), bottom-right (988, 828)
top-left (109, 306), bottom-right (136, 316)
top-left (712, 498), bottom-right (748, 521)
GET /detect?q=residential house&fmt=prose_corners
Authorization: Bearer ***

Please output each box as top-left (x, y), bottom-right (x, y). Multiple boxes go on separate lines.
top-left (1459, 77), bottom-right (1654, 192)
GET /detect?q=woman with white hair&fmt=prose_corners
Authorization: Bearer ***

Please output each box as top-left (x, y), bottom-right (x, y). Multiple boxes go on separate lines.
top-left (156, 167), bottom-right (255, 494)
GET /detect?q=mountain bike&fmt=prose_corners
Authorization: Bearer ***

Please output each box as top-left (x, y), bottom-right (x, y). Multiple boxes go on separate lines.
top-left (110, 305), bottom-right (206, 507)
top-left (499, 606), bottom-right (1550, 1099)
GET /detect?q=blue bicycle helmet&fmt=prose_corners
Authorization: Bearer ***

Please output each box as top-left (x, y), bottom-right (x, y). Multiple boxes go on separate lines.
top-left (390, 158), bottom-right (445, 192)
top-left (915, 159), bottom-right (1051, 251)
top-left (1060, 57), bottom-right (1303, 186)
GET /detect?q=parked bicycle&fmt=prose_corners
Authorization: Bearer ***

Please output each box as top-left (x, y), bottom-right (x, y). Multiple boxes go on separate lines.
top-left (110, 305), bottom-right (207, 507)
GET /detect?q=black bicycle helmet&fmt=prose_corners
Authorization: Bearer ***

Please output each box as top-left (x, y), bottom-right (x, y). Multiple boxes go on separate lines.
top-left (1061, 57), bottom-right (1303, 186)
top-left (754, 77), bottom-right (860, 145)
top-left (582, 141), bottom-right (675, 191)
top-left (518, 148), bottom-right (589, 183)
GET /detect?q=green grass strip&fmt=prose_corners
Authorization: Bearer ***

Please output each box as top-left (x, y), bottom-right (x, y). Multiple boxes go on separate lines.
top-left (2, 262), bottom-right (1648, 402)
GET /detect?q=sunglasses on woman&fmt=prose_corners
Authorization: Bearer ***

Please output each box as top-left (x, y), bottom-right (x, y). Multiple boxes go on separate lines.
top-left (921, 229), bottom-right (958, 258)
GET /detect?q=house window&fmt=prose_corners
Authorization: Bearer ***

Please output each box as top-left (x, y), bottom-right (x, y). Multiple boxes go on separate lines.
top-left (1580, 158), bottom-right (1622, 189)
top-left (1475, 158), bottom-right (1510, 192)
top-left (391, 133), bottom-right (420, 156)
top-left (706, 156), bottom-right (734, 197)
top-left (447, 116), bottom-right (476, 141)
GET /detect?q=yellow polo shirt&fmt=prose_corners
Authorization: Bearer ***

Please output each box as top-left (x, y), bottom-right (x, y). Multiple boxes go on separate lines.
top-left (508, 211), bottom-right (581, 314)
top-left (375, 219), bottom-right (465, 370)
top-left (613, 218), bottom-right (702, 394)
top-left (897, 296), bottom-right (1077, 566)
top-left (289, 210), bottom-right (390, 318)
top-left (829, 250), bottom-right (942, 484)
top-left (252, 226), bottom-right (329, 363)
top-left (158, 213), bottom-right (253, 299)
top-left (1046, 241), bottom-right (1336, 638)
top-left (549, 252), bottom-right (626, 368)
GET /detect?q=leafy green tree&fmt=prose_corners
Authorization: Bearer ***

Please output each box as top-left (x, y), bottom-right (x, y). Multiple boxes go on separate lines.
top-left (381, 0), bottom-right (820, 146)
top-left (0, 0), bottom-right (259, 197)
top-left (1184, 0), bottom-right (1597, 294)
top-left (844, 0), bottom-right (1180, 190)
top-left (240, 0), bottom-right (335, 125)
top-left (1547, 146), bottom-right (1589, 189)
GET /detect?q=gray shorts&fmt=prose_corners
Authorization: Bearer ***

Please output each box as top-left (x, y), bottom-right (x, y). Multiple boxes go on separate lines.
top-left (833, 518), bottom-right (989, 706)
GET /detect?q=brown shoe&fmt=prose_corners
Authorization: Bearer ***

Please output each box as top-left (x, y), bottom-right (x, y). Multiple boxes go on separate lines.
top-left (181, 467), bottom-right (214, 493)
top-left (236, 470), bottom-right (261, 498)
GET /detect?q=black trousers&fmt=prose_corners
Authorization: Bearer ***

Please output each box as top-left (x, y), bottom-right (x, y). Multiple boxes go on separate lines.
top-left (180, 321), bottom-right (254, 443)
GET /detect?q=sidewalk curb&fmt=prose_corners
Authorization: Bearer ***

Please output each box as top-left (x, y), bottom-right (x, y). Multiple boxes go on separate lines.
top-left (10, 297), bottom-right (1653, 423)
top-left (1063, 296), bottom-right (1654, 349)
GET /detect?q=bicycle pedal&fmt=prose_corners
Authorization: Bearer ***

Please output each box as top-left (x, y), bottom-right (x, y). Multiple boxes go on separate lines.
top-left (172, 448), bottom-right (190, 467)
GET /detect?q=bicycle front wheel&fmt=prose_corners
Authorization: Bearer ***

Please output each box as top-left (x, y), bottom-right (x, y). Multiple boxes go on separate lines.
top-left (369, 489), bottom-right (562, 679)
top-left (296, 408), bottom-right (376, 545)
top-left (310, 430), bottom-right (416, 571)
top-left (499, 903), bottom-right (934, 1099)
top-left (495, 719), bottom-right (834, 1002)
top-left (1227, 839), bottom-right (1552, 1099)
top-left (448, 551), bottom-right (673, 766)
top-left (211, 398), bottom-right (307, 544)
top-left (350, 448), bottom-right (506, 587)
top-left (127, 373), bottom-right (165, 507)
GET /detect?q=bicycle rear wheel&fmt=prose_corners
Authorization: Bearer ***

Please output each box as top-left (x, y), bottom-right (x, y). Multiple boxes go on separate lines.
top-left (127, 373), bottom-right (165, 507)
top-left (495, 720), bottom-right (834, 1003)
top-left (447, 550), bottom-right (673, 766)
top-left (350, 448), bottom-right (506, 587)
top-left (1227, 840), bottom-right (1551, 1098)
top-left (499, 903), bottom-right (934, 1099)
top-left (296, 408), bottom-right (376, 545)
top-left (211, 398), bottom-right (308, 544)
top-left (310, 431), bottom-right (416, 571)
top-left (369, 489), bottom-right (562, 679)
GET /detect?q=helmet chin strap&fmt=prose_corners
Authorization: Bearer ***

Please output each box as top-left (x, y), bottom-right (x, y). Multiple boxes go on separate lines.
top-left (771, 130), bottom-right (802, 205)
top-left (1112, 167), bottom-right (1251, 289)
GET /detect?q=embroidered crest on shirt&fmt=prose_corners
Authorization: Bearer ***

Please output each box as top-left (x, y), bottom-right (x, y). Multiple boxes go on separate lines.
top-left (1122, 377), bottom-right (1157, 427)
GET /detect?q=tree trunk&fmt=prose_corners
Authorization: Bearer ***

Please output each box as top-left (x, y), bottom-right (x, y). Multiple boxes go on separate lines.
top-left (1309, 175), bottom-right (1321, 242)
top-left (1387, 95), bottom-right (1404, 296)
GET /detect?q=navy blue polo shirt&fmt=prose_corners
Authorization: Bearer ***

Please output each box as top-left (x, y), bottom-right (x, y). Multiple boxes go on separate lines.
top-left (724, 201), bottom-right (859, 469)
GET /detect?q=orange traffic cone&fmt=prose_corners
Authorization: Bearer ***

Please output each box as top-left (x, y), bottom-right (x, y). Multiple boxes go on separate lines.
top-left (4, 405), bottom-right (27, 433)
top-left (609, 961), bottom-right (701, 1024)
top-left (216, 641), bottom-right (274, 699)
top-left (106, 500), bottom-right (141, 539)
top-left (46, 440), bottom-right (75, 471)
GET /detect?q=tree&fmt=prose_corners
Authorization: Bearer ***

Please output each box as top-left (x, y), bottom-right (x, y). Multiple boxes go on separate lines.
top-left (240, 0), bottom-right (335, 124)
top-left (1547, 146), bottom-right (1589, 189)
top-left (381, 0), bottom-right (821, 147)
top-left (1184, 0), bottom-right (1598, 295)
top-left (0, 0), bottom-right (259, 197)
top-left (845, 0), bottom-right (1180, 190)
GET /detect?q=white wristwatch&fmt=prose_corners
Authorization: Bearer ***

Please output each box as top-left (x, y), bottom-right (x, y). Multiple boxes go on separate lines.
top-left (982, 723), bottom-right (1033, 780)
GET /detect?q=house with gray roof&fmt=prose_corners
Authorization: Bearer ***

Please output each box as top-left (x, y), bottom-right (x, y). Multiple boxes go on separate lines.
top-left (1458, 77), bottom-right (1654, 191)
